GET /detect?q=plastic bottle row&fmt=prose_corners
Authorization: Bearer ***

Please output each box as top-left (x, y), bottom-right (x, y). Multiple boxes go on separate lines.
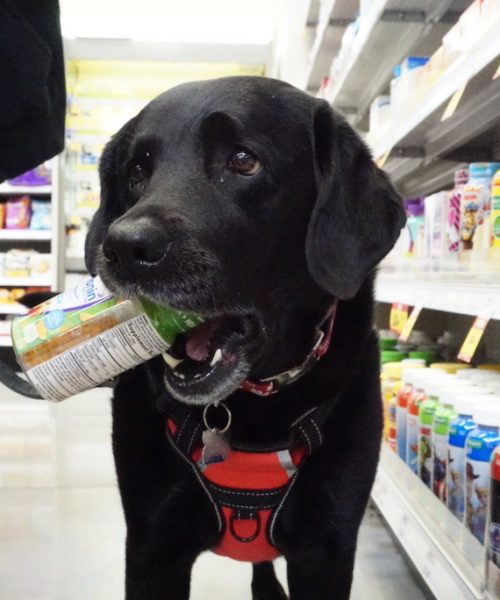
top-left (385, 164), bottom-right (500, 271)
top-left (381, 361), bottom-right (500, 594)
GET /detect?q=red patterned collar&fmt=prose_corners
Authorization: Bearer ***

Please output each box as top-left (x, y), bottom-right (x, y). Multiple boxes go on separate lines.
top-left (239, 302), bottom-right (338, 397)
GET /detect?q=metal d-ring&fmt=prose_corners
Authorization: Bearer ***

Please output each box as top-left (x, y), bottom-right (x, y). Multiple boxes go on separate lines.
top-left (203, 401), bottom-right (232, 434)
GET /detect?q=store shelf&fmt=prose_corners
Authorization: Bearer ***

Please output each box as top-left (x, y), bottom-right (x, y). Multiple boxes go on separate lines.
top-left (372, 15), bottom-right (500, 161)
top-left (376, 271), bottom-right (500, 320)
top-left (303, 0), bottom-right (358, 91)
top-left (66, 255), bottom-right (87, 273)
top-left (0, 303), bottom-right (27, 316)
top-left (0, 230), bottom-right (52, 242)
top-left (0, 277), bottom-right (51, 287)
top-left (326, 0), bottom-right (459, 122)
top-left (372, 444), bottom-right (484, 600)
top-left (0, 184), bottom-right (51, 195)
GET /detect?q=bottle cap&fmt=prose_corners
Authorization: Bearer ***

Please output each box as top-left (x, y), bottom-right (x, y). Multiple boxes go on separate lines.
top-left (382, 362), bottom-right (403, 379)
top-left (469, 162), bottom-right (500, 180)
top-left (401, 358), bottom-right (426, 368)
top-left (472, 402), bottom-right (500, 428)
top-left (381, 351), bottom-right (406, 365)
top-left (402, 368), bottom-right (427, 385)
top-left (454, 168), bottom-right (469, 186)
top-left (430, 362), bottom-right (471, 374)
top-left (451, 396), bottom-right (477, 417)
top-left (442, 386), bottom-right (492, 408)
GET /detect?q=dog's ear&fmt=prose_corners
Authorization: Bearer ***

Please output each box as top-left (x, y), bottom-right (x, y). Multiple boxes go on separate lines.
top-left (85, 117), bottom-right (138, 274)
top-left (306, 101), bottom-right (406, 300)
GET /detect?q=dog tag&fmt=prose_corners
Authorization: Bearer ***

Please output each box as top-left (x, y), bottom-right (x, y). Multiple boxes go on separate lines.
top-left (202, 428), bottom-right (231, 466)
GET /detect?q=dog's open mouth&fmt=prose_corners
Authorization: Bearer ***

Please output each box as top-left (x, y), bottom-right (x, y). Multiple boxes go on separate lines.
top-left (162, 314), bottom-right (260, 404)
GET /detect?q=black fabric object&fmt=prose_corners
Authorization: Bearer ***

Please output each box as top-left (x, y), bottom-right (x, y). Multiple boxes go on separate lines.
top-left (0, 0), bottom-right (66, 181)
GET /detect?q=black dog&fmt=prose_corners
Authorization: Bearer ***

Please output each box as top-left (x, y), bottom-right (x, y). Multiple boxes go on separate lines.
top-left (85, 76), bottom-right (405, 600)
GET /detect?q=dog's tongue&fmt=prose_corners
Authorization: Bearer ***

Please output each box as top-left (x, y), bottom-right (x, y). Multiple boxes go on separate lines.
top-left (184, 318), bottom-right (223, 361)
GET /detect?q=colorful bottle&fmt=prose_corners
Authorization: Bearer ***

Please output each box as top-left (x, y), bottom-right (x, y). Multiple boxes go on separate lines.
top-left (435, 386), bottom-right (492, 505)
top-left (381, 362), bottom-right (403, 442)
top-left (486, 443), bottom-right (500, 595)
top-left (492, 170), bottom-right (500, 252)
top-left (388, 385), bottom-right (400, 452)
top-left (418, 380), bottom-right (444, 488)
top-left (396, 367), bottom-right (424, 461)
top-left (11, 276), bottom-right (204, 401)
top-left (447, 168), bottom-right (468, 253)
top-left (465, 404), bottom-right (500, 544)
top-left (406, 370), bottom-right (446, 474)
top-left (448, 397), bottom-right (477, 521)
top-left (432, 397), bottom-right (457, 502)
top-left (461, 162), bottom-right (500, 258)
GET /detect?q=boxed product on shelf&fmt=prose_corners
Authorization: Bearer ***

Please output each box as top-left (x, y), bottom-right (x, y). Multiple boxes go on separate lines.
top-left (29, 199), bottom-right (51, 231)
top-left (461, 163), bottom-right (500, 259)
top-left (6, 162), bottom-right (51, 187)
top-left (424, 191), bottom-right (450, 260)
top-left (368, 95), bottom-right (391, 138)
top-left (2, 250), bottom-right (51, 278)
top-left (492, 169), bottom-right (500, 249)
top-left (385, 162), bottom-right (500, 272)
top-left (5, 196), bottom-right (31, 229)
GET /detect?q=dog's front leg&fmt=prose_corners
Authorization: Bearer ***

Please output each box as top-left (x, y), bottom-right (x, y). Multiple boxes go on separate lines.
top-left (285, 542), bottom-right (357, 600)
top-left (125, 533), bottom-right (196, 600)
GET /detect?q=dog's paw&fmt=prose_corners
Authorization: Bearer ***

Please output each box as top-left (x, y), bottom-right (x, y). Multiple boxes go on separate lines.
top-left (252, 585), bottom-right (288, 600)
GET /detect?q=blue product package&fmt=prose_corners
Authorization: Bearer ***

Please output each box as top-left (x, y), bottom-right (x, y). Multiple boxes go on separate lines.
top-left (466, 421), bottom-right (500, 544)
top-left (30, 199), bottom-right (51, 230)
top-left (447, 414), bottom-right (476, 521)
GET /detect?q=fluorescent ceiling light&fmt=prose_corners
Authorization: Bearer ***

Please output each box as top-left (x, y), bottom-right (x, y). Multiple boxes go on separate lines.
top-left (61, 14), bottom-right (274, 45)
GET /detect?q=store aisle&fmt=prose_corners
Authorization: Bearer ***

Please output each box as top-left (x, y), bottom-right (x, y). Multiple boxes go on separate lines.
top-left (0, 385), bottom-right (432, 600)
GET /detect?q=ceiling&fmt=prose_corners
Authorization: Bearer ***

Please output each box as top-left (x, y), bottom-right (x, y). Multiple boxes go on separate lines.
top-left (59, 0), bottom-right (283, 44)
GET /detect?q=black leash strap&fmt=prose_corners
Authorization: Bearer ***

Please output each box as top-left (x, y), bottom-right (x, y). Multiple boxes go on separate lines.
top-left (0, 358), bottom-right (42, 399)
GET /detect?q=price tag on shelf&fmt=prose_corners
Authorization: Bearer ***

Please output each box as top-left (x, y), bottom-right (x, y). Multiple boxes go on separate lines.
top-left (458, 312), bottom-right (493, 363)
top-left (390, 303), bottom-right (409, 335)
top-left (441, 82), bottom-right (467, 121)
top-left (399, 305), bottom-right (423, 342)
top-left (375, 149), bottom-right (392, 169)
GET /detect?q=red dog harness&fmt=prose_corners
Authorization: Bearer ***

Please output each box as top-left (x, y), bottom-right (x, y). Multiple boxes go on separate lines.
top-left (165, 306), bottom-right (337, 562)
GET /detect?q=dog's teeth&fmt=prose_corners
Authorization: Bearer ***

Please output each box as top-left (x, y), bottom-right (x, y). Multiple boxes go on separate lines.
top-left (210, 348), bottom-right (223, 367)
top-left (173, 371), bottom-right (185, 380)
top-left (162, 353), bottom-right (184, 369)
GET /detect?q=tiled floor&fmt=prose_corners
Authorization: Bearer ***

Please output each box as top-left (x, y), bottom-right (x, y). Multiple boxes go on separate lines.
top-left (0, 385), bottom-right (432, 599)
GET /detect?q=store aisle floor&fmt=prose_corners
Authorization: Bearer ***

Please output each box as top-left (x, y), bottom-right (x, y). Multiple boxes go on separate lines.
top-left (0, 385), bottom-right (432, 600)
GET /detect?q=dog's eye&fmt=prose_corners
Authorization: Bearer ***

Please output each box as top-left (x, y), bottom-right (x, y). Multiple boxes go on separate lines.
top-left (128, 153), bottom-right (152, 190)
top-left (227, 148), bottom-right (261, 176)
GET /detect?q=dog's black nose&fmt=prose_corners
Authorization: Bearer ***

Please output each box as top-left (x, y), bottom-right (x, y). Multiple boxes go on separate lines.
top-left (103, 218), bottom-right (168, 269)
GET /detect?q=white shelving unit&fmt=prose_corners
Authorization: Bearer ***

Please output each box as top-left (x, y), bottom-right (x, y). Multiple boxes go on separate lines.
top-left (371, 18), bottom-right (500, 160)
top-left (0, 184), bottom-right (52, 195)
top-left (376, 271), bottom-right (500, 320)
top-left (325, 0), bottom-right (466, 123)
top-left (303, 0), bottom-right (358, 92)
top-left (0, 159), bottom-right (65, 348)
top-left (0, 155), bottom-right (65, 296)
top-left (0, 230), bottom-right (52, 241)
top-left (0, 303), bottom-right (28, 316)
top-left (0, 276), bottom-right (52, 287)
top-left (373, 445), bottom-right (484, 600)
top-left (282, 4), bottom-right (500, 599)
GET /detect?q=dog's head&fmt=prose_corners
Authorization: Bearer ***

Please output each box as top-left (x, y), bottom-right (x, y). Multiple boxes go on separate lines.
top-left (85, 76), bottom-right (405, 405)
